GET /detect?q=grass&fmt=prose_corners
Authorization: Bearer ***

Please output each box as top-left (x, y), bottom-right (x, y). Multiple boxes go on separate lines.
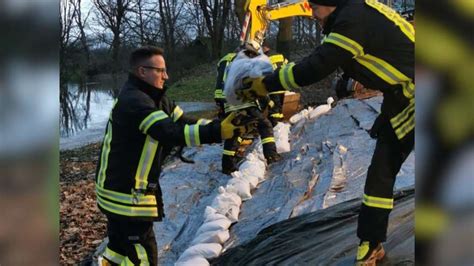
top-left (167, 63), bottom-right (216, 102)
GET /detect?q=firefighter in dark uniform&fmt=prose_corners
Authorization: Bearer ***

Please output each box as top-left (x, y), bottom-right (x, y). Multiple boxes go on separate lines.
top-left (215, 44), bottom-right (282, 175)
top-left (238, 0), bottom-right (414, 265)
top-left (96, 46), bottom-right (243, 265)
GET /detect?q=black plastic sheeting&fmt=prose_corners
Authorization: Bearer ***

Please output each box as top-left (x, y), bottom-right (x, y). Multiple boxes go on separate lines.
top-left (212, 187), bottom-right (414, 266)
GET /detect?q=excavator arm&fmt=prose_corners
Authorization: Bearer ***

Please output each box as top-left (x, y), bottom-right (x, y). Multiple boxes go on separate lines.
top-left (240, 0), bottom-right (313, 48)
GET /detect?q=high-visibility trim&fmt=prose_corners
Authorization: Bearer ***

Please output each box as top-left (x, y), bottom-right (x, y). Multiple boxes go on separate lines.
top-left (172, 106), bottom-right (184, 122)
top-left (365, 0), bottom-right (415, 42)
top-left (390, 99), bottom-right (415, 128)
top-left (134, 136), bottom-right (159, 191)
top-left (218, 53), bottom-right (236, 65)
top-left (325, 33), bottom-right (415, 99)
top-left (357, 241), bottom-right (370, 260)
top-left (363, 194), bottom-right (393, 209)
top-left (134, 244), bottom-right (150, 266)
top-left (279, 62), bottom-right (299, 90)
top-left (184, 124), bottom-right (201, 146)
top-left (197, 118), bottom-right (212, 125)
top-left (269, 54), bottom-right (285, 64)
top-left (139, 111), bottom-right (168, 134)
top-left (97, 195), bottom-right (158, 217)
top-left (223, 150), bottom-right (236, 156)
top-left (109, 99), bottom-right (119, 121)
top-left (237, 137), bottom-right (243, 143)
top-left (98, 121), bottom-right (113, 187)
top-left (224, 102), bottom-right (257, 112)
top-left (268, 90), bottom-right (286, 95)
top-left (261, 137), bottom-right (275, 144)
top-left (104, 247), bottom-right (125, 264)
top-left (271, 113), bottom-right (284, 118)
top-left (120, 257), bottom-right (134, 266)
top-left (394, 113), bottom-right (414, 139)
top-left (214, 89), bottom-right (226, 99)
top-left (96, 185), bottom-right (156, 206)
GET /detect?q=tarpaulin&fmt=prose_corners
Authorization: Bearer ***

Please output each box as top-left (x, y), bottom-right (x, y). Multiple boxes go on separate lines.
top-left (212, 187), bottom-right (414, 265)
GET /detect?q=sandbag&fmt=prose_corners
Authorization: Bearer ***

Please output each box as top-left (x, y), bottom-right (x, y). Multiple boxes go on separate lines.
top-left (196, 218), bottom-right (232, 236)
top-left (223, 51), bottom-right (273, 106)
top-left (191, 230), bottom-right (230, 245)
top-left (210, 187), bottom-right (242, 223)
top-left (239, 160), bottom-right (265, 183)
top-left (308, 97), bottom-right (335, 120)
top-left (179, 243), bottom-right (223, 260)
top-left (175, 255), bottom-right (210, 266)
top-left (203, 206), bottom-right (228, 223)
top-left (232, 171), bottom-right (258, 190)
top-left (274, 122), bottom-right (291, 153)
top-left (226, 175), bottom-right (252, 201)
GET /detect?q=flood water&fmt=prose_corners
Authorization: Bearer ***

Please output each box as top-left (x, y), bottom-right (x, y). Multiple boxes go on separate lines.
top-left (60, 83), bottom-right (215, 150)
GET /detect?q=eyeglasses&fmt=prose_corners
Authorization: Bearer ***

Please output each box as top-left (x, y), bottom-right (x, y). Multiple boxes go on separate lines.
top-left (141, 66), bottom-right (167, 74)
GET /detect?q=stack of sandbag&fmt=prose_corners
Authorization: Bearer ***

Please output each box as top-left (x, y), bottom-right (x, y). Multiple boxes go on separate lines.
top-left (273, 122), bottom-right (291, 153)
top-left (175, 150), bottom-right (269, 265)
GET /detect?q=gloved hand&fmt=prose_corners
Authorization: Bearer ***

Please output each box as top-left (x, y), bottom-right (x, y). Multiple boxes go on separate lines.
top-left (237, 77), bottom-right (268, 102)
top-left (220, 112), bottom-right (246, 140)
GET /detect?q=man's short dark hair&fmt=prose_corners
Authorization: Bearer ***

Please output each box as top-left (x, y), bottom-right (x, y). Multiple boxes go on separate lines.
top-left (129, 46), bottom-right (164, 69)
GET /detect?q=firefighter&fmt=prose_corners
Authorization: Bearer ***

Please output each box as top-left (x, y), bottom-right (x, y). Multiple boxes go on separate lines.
top-left (238, 0), bottom-right (414, 265)
top-left (95, 46), bottom-right (244, 265)
top-left (215, 43), bottom-right (282, 175)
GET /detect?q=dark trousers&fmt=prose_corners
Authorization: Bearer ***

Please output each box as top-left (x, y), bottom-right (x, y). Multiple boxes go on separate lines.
top-left (103, 216), bottom-right (157, 265)
top-left (268, 93), bottom-right (284, 127)
top-left (222, 107), bottom-right (277, 171)
top-left (357, 114), bottom-right (414, 243)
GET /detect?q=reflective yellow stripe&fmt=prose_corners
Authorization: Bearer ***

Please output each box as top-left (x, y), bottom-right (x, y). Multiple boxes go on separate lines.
top-left (325, 33), bottom-right (415, 99)
top-left (279, 62), bottom-right (299, 90)
top-left (96, 185), bottom-right (156, 205)
top-left (184, 124), bottom-right (201, 146)
top-left (268, 90), bottom-right (286, 95)
top-left (98, 121), bottom-right (113, 187)
top-left (363, 194), bottom-right (393, 209)
top-left (269, 54), bottom-right (285, 64)
top-left (134, 136), bottom-right (159, 190)
top-left (357, 241), bottom-right (370, 260)
top-left (261, 137), bottom-right (275, 144)
top-left (120, 257), bottom-right (134, 266)
top-left (237, 137), bottom-right (243, 143)
top-left (104, 247), bottom-right (125, 264)
top-left (390, 99), bottom-right (415, 128)
top-left (218, 53), bottom-right (236, 65)
top-left (224, 102), bottom-right (257, 112)
top-left (139, 110), bottom-right (168, 134)
top-left (365, 0), bottom-right (415, 42)
top-left (172, 106), bottom-right (184, 122)
top-left (197, 118), bottom-right (212, 125)
top-left (134, 244), bottom-right (150, 266)
top-left (271, 113), bottom-right (284, 118)
top-left (394, 113), bottom-right (414, 139)
top-left (215, 89), bottom-right (226, 99)
top-left (223, 150), bottom-right (236, 156)
top-left (97, 196), bottom-right (158, 217)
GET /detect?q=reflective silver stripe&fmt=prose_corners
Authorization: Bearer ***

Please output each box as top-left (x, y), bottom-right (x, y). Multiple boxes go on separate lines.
top-left (134, 244), bottom-right (150, 266)
top-left (184, 124), bottom-right (201, 146)
top-left (139, 111), bottom-right (168, 134)
top-left (324, 33), bottom-right (364, 56)
top-left (96, 185), bottom-right (157, 205)
top-left (103, 247), bottom-right (125, 264)
top-left (197, 119), bottom-right (212, 125)
top-left (224, 102), bottom-right (257, 112)
top-left (98, 121), bottom-right (113, 187)
top-left (223, 150), bottom-right (236, 156)
top-left (172, 106), bottom-right (184, 122)
top-left (97, 195), bottom-right (158, 217)
top-left (134, 136), bottom-right (159, 190)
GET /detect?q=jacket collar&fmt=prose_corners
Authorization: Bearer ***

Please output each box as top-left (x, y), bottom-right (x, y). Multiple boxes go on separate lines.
top-left (128, 73), bottom-right (167, 102)
top-left (322, 0), bottom-right (349, 35)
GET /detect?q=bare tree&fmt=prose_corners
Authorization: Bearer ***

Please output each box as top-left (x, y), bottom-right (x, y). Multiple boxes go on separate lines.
top-left (125, 0), bottom-right (161, 46)
top-left (158, 0), bottom-right (185, 59)
top-left (198, 0), bottom-right (231, 59)
top-left (276, 0), bottom-right (292, 59)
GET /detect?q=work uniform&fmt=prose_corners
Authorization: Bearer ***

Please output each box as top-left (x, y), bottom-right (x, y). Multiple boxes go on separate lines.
top-left (266, 53), bottom-right (288, 126)
top-left (96, 74), bottom-right (221, 265)
top-left (263, 0), bottom-right (414, 243)
top-left (215, 52), bottom-right (279, 173)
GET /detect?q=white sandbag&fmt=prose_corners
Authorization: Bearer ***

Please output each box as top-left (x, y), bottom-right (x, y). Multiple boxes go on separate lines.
top-left (226, 175), bottom-right (252, 201)
top-left (203, 206), bottom-right (228, 223)
top-left (289, 108), bottom-right (310, 124)
top-left (239, 160), bottom-right (266, 182)
top-left (232, 170), bottom-right (258, 190)
top-left (210, 187), bottom-right (242, 223)
top-left (274, 122), bottom-right (291, 153)
top-left (191, 230), bottom-right (230, 245)
top-left (196, 218), bottom-right (232, 236)
top-left (308, 97), bottom-right (335, 120)
top-left (224, 50), bottom-right (273, 106)
top-left (179, 243), bottom-right (223, 260)
top-left (175, 255), bottom-right (210, 266)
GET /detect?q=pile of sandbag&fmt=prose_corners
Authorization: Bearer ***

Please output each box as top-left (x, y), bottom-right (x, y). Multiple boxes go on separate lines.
top-left (175, 150), bottom-right (268, 266)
